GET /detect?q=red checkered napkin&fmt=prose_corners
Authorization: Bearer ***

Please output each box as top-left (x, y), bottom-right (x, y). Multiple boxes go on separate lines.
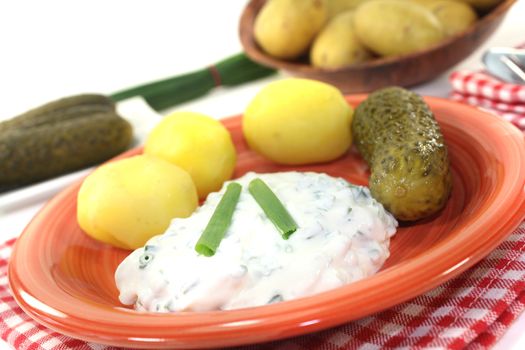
top-left (1, 220), bottom-right (525, 350)
top-left (449, 65), bottom-right (525, 132)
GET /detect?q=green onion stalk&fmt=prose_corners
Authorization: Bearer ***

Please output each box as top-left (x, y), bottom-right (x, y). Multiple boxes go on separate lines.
top-left (195, 182), bottom-right (242, 257)
top-left (110, 53), bottom-right (276, 111)
top-left (248, 178), bottom-right (298, 240)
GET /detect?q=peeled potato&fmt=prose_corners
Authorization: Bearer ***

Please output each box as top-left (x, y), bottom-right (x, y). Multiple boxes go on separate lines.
top-left (144, 112), bottom-right (236, 199)
top-left (243, 78), bottom-right (353, 165)
top-left (77, 155), bottom-right (198, 250)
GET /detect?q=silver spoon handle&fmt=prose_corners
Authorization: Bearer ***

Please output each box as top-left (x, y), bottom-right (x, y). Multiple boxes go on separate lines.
top-left (500, 55), bottom-right (525, 83)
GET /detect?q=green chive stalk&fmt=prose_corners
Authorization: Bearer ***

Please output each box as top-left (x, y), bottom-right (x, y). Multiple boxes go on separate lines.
top-left (248, 178), bottom-right (298, 240)
top-left (195, 182), bottom-right (242, 257)
top-left (110, 53), bottom-right (275, 111)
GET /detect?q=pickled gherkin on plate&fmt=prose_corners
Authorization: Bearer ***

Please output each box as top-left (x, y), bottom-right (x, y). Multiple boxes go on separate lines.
top-left (352, 87), bottom-right (452, 221)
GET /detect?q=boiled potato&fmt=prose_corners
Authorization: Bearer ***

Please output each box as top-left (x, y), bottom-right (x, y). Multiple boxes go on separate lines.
top-left (354, 0), bottom-right (444, 56)
top-left (311, 10), bottom-right (373, 68)
top-left (420, 0), bottom-right (477, 36)
top-left (77, 155), bottom-right (198, 250)
top-left (254, 0), bottom-right (327, 59)
top-left (243, 78), bottom-right (353, 165)
top-left (144, 112), bottom-right (236, 199)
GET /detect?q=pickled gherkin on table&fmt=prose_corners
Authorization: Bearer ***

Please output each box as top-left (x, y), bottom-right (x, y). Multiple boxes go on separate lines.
top-left (0, 94), bottom-right (133, 191)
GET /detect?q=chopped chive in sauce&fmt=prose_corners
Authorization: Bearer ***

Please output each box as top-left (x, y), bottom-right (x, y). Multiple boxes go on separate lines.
top-left (248, 178), bottom-right (298, 240)
top-left (195, 182), bottom-right (242, 257)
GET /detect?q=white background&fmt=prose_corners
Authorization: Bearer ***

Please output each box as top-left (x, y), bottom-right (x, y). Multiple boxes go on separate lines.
top-left (0, 1), bottom-right (524, 349)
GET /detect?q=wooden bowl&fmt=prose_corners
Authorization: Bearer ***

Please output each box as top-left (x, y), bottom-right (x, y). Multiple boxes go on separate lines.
top-left (239, 0), bottom-right (517, 93)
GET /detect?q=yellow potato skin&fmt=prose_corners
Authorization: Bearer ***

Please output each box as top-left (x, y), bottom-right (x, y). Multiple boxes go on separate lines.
top-left (254, 0), bottom-right (327, 59)
top-left (77, 155), bottom-right (198, 250)
top-left (311, 10), bottom-right (372, 68)
top-left (326, 0), bottom-right (369, 18)
top-left (243, 78), bottom-right (353, 165)
top-left (144, 112), bottom-right (236, 199)
top-left (354, 0), bottom-right (444, 56)
top-left (418, 0), bottom-right (477, 37)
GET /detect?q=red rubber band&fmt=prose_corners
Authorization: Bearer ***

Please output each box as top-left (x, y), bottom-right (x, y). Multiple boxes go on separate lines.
top-left (208, 65), bottom-right (222, 87)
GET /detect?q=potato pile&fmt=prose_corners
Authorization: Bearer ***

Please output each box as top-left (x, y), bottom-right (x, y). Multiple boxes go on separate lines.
top-left (77, 112), bottom-right (237, 250)
top-left (77, 79), bottom-right (354, 250)
top-left (254, 0), bottom-right (501, 69)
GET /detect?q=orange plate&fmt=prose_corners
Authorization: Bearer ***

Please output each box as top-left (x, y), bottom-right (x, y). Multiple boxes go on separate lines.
top-left (8, 96), bottom-right (525, 349)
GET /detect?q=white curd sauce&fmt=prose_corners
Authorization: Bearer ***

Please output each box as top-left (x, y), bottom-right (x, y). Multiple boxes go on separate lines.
top-left (115, 171), bottom-right (397, 312)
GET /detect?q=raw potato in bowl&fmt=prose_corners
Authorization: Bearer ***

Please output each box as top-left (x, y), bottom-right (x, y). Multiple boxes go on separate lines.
top-left (353, 0), bottom-right (444, 57)
top-left (311, 10), bottom-right (372, 68)
top-left (254, 0), bottom-right (327, 59)
top-left (247, 0), bottom-right (493, 71)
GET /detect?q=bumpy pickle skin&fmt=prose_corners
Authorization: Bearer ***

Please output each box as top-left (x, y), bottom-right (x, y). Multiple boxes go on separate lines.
top-left (0, 116), bottom-right (132, 188)
top-left (352, 87), bottom-right (452, 221)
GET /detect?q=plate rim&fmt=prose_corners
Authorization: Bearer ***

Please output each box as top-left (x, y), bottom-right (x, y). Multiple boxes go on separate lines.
top-left (8, 96), bottom-right (525, 348)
